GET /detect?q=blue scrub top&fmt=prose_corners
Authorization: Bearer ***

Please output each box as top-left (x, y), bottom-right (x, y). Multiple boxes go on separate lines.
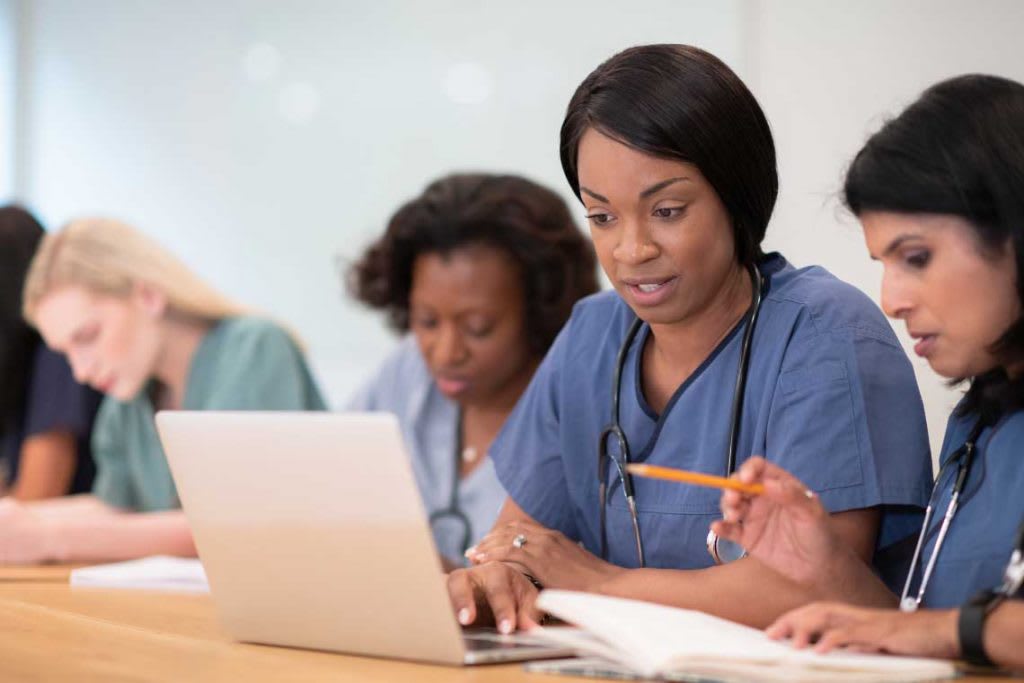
top-left (347, 336), bottom-right (509, 564)
top-left (491, 254), bottom-right (934, 570)
top-left (909, 406), bottom-right (1024, 608)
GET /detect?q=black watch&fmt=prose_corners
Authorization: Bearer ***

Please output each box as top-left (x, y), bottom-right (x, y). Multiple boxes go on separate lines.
top-left (958, 590), bottom-right (1002, 668)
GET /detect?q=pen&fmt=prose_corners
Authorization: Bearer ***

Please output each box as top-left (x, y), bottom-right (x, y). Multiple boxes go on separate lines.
top-left (624, 463), bottom-right (765, 495)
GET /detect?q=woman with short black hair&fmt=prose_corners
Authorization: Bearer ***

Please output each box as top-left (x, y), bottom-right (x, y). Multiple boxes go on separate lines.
top-left (449, 44), bottom-right (933, 631)
top-left (348, 172), bottom-right (598, 567)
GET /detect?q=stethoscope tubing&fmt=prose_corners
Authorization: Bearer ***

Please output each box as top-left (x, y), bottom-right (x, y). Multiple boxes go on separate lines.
top-left (899, 420), bottom-right (985, 611)
top-left (598, 265), bottom-right (764, 568)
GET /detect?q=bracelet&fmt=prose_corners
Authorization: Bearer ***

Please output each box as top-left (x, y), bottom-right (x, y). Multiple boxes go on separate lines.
top-left (958, 591), bottom-right (1000, 668)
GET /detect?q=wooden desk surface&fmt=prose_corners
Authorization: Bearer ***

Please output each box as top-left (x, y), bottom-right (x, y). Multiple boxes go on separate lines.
top-left (0, 566), bottom-right (1013, 683)
top-left (0, 568), bottom-right (576, 683)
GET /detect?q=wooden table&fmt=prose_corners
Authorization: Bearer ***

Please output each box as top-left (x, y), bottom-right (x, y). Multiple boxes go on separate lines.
top-left (0, 566), bottom-right (1013, 682)
top-left (0, 565), bottom-right (573, 682)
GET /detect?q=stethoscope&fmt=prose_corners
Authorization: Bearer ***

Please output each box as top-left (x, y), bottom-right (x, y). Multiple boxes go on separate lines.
top-left (597, 265), bottom-right (765, 568)
top-left (899, 417), bottom-right (1001, 611)
top-left (428, 410), bottom-right (473, 556)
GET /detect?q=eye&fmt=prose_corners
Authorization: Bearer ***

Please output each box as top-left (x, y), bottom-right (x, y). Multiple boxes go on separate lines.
top-left (72, 323), bottom-right (100, 345)
top-left (465, 324), bottom-right (494, 339)
top-left (905, 250), bottom-right (931, 269)
top-left (411, 315), bottom-right (438, 330)
top-left (653, 205), bottom-right (687, 219)
top-left (585, 212), bottom-right (615, 227)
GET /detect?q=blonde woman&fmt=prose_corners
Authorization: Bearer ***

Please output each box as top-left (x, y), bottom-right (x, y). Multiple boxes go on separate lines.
top-left (0, 218), bottom-right (325, 565)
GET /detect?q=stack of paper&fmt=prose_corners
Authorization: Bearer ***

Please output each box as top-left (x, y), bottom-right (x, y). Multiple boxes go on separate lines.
top-left (70, 556), bottom-right (210, 593)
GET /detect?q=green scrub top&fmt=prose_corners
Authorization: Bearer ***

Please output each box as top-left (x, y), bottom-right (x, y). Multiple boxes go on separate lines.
top-left (90, 317), bottom-right (326, 511)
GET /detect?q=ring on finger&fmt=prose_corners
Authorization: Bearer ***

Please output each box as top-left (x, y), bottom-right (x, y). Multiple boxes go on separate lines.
top-left (512, 534), bottom-right (527, 549)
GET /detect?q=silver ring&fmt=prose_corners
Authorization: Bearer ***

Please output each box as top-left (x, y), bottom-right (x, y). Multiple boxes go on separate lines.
top-left (512, 534), bottom-right (527, 549)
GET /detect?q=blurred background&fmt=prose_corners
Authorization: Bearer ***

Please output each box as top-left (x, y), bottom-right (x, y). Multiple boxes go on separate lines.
top-left (2, 0), bottom-right (1022, 456)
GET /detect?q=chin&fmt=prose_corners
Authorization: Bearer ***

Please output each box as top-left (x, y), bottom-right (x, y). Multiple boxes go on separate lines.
top-left (926, 355), bottom-right (983, 381)
top-left (111, 381), bottom-right (145, 402)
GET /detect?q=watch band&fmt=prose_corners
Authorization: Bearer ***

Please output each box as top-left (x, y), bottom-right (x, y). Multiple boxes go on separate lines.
top-left (958, 590), bottom-right (999, 667)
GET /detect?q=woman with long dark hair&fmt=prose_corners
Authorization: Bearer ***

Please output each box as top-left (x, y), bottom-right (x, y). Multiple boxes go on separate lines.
top-left (714, 74), bottom-right (1024, 670)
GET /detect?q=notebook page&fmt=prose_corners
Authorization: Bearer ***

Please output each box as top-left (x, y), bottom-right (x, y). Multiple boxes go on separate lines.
top-left (70, 556), bottom-right (210, 593)
top-left (536, 591), bottom-right (955, 681)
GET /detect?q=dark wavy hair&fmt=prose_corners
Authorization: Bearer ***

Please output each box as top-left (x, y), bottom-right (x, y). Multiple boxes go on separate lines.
top-left (0, 206), bottom-right (45, 428)
top-left (559, 44), bottom-right (778, 267)
top-left (844, 74), bottom-right (1024, 421)
top-left (348, 173), bottom-right (598, 354)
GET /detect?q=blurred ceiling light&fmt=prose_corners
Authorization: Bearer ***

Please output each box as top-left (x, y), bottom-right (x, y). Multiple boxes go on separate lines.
top-left (279, 82), bottom-right (320, 124)
top-left (443, 62), bottom-right (493, 105)
top-left (243, 43), bottom-right (282, 82)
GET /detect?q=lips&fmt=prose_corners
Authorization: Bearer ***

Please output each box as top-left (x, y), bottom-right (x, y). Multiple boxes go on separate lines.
top-left (94, 374), bottom-right (116, 394)
top-left (911, 334), bottom-right (937, 358)
top-left (621, 276), bottom-right (678, 307)
top-left (435, 376), bottom-right (470, 397)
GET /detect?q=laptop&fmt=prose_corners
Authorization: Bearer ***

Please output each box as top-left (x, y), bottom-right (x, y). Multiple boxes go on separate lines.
top-left (155, 411), bottom-right (572, 665)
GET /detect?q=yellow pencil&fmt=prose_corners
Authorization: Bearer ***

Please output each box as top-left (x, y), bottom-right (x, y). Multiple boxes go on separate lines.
top-left (625, 463), bottom-right (765, 495)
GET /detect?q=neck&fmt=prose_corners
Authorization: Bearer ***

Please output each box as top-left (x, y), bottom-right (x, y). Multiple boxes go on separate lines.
top-left (648, 263), bottom-right (753, 369)
top-left (461, 356), bottom-right (540, 421)
top-left (152, 313), bottom-right (213, 409)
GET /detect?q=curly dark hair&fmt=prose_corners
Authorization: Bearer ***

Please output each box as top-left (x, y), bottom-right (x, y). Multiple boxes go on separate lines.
top-left (349, 173), bottom-right (599, 354)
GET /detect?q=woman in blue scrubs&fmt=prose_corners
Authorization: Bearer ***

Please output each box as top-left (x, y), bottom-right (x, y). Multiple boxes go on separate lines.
top-left (715, 75), bottom-right (1024, 670)
top-left (347, 173), bottom-right (598, 568)
top-left (447, 44), bottom-right (933, 632)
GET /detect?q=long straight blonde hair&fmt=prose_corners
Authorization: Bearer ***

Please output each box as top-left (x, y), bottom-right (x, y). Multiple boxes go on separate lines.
top-left (23, 217), bottom-right (246, 325)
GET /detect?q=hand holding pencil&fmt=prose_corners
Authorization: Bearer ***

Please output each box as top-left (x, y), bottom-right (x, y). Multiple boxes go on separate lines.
top-left (701, 456), bottom-right (840, 589)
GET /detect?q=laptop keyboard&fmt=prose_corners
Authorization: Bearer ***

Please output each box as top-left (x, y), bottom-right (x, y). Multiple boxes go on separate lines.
top-left (463, 630), bottom-right (551, 652)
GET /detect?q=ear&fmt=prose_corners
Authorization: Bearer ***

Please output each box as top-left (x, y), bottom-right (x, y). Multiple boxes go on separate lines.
top-left (130, 281), bottom-right (168, 318)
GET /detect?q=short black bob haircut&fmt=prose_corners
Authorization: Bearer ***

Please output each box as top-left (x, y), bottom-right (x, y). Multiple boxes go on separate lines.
top-left (349, 173), bottom-right (599, 355)
top-left (844, 74), bottom-right (1024, 421)
top-left (559, 44), bottom-right (778, 267)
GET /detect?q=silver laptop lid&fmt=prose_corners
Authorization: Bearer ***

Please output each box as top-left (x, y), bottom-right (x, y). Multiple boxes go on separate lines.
top-left (156, 411), bottom-right (467, 665)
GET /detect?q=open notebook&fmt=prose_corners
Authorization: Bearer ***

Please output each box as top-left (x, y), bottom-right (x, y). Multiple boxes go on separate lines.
top-left (528, 591), bottom-right (956, 683)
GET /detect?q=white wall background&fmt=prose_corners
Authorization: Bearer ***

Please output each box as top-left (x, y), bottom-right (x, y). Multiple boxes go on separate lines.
top-left (749, 0), bottom-right (1024, 458)
top-left (4, 0), bottom-right (1023, 457)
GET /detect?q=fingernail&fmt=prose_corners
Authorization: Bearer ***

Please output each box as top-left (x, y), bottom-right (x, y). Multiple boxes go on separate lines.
top-left (474, 553), bottom-right (487, 561)
top-left (464, 546), bottom-right (477, 558)
top-left (458, 608), bottom-right (471, 625)
top-left (499, 619), bottom-right (512, 634)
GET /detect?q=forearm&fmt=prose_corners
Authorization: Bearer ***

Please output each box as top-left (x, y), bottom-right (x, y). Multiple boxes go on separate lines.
top-left (10, 432), bottom-right (76, 500)
top-left (814, 543), bottom-right (897, 607)
top-left (595, 556), bottom-right (887, 629)
top-left (982, 602), bottom-right (1024, 671)
top-left (48, 509), bottom-right (196, 563)
top-left (23, 494), bottom-right (113, 520)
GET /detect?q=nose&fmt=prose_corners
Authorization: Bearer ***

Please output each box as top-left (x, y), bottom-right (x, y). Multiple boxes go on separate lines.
top-left (611, 218), bottom-right (659, 266)
top-left (431, 322), bottom-right (469, 368)
top-left (879, 267), bottom-right (914, 320)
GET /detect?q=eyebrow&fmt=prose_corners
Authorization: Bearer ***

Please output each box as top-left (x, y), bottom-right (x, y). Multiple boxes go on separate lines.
top-left (580, 176), bottom-right (692, 204)
top-left (870, 233), bottom-right (922, 260)
top-left (639, 176), bottom-right (691, 199)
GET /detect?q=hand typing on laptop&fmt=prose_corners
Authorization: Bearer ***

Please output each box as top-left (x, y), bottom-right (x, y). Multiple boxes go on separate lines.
top-left (448, 561), bottom-right (543, 634)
